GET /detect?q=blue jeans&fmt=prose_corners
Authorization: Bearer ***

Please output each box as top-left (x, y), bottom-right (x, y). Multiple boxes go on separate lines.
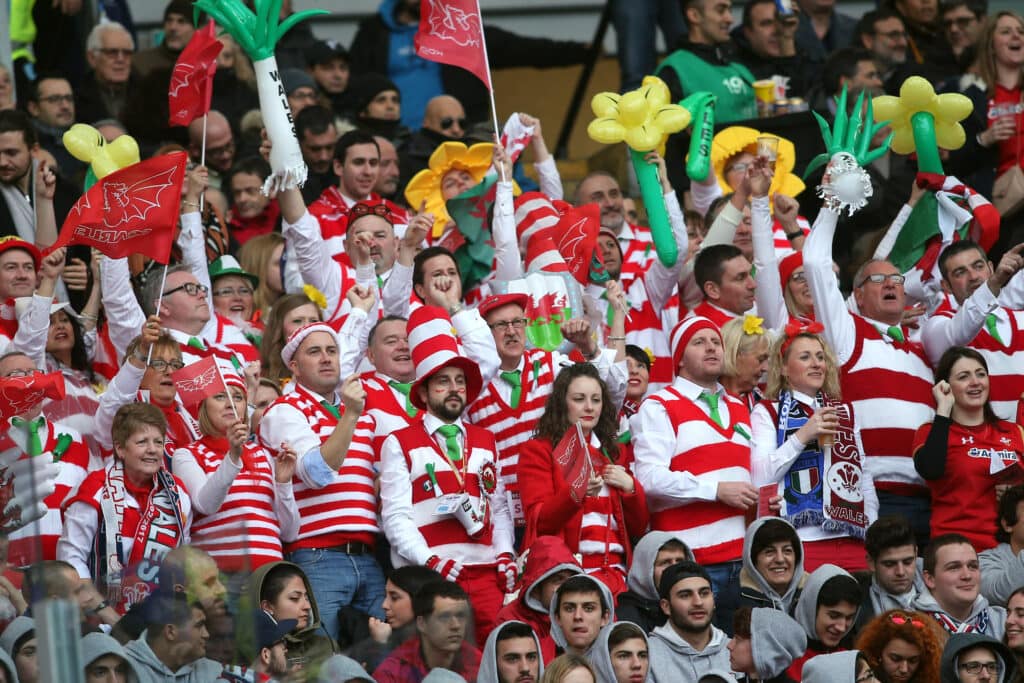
top-left (287, 549), bottom-right (386, 643)
top-left (703, 559), bottom-right (742, 636)
top-left (610, 0), bottom-right (686, 92)
top-left (877, 492), bottom-right (932, 551)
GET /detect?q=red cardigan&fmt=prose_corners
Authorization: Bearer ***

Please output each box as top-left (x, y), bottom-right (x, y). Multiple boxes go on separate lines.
top-left (517, 436), bottom-right (649, 568)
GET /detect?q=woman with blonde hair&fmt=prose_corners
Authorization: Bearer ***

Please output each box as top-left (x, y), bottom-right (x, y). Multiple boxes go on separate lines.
top-left (751, 323), bottom-right (877, 571)
top-left (720, 315), bottom-right (771, 412)
top-left (856, 610), bottom-right (944, 683)
top-left (540, 653), bottom-right (597, 683)
top-left (238, 232), bottom-right (286, 318)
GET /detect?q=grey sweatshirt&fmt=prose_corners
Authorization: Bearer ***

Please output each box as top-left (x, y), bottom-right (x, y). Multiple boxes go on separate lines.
top-left (740, 517), bottom-right (805, 613)
top-left (751, 607), bottom-right (806, 679)
top-left (477, 621), bottom-right (545, 683)
top-left (913, 583), bottom-right (1007, 639)
top-left (81, 632), bottom-right (142, 683)
top-left (801, 650), bottom-right (861, 683)
top-left (979, 542), bottom-right (1024, 607)
top-left (647, 621), bottom-right (731, 683)
top-left (123, 633), bottom-right (224, 683)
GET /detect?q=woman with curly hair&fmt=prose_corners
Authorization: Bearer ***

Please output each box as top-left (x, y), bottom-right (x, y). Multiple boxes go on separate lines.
top-left (518, 363), bottom-right (649, 597)
top-left (855, 609), bottom-right (944, 683)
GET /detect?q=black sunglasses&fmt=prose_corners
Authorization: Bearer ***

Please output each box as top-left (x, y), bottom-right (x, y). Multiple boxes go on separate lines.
top-left (440, 117), bottom-right (467, 130)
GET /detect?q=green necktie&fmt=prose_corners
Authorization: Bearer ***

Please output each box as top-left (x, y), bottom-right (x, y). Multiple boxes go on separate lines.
top-left (500, 370), bottom-right (522, 409)
top-left (11, 416), bottom-right (45, 456)
top-left (886, 326), bottom-right (905, 344)
top-left (320, 400), bottom-right (341, 419)
top-left (437, 424), bottom-right (462, 462)
top-left (699, 391), bottom-right (724, 428)
top-left (389, 381), bottom-right (418, 418)
top-left (187, 337), bottom-right (205, 350)
top-left (985, 313), bottom-right (1005, 345)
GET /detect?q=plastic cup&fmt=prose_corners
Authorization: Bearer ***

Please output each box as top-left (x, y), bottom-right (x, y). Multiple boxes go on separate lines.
top-left (453, 493), bottom-right (485, 536)
top-left (752, 80), bottom-right (776, 104)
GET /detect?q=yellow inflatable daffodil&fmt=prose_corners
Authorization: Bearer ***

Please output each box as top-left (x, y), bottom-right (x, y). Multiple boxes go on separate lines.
top-left (404, 142), bottom-right (495, 239)
top-left (63, 123), bottom-right (140, 180)
top-left (711, 126), bottom-right (806, 199)
top-left (587, 76), bottom-right (692, 153)
top-left (873, 77), bottom-right (973, 160)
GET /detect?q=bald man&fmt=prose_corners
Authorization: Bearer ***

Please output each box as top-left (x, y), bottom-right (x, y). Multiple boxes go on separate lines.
top-left (188, 110), bottom-right (235, 189)
top-left (400, 94), bottom-right (469, 189)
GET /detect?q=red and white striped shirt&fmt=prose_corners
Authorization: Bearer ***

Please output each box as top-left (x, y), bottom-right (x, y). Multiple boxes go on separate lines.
top-left (618, 222), bottom-right (656, 292)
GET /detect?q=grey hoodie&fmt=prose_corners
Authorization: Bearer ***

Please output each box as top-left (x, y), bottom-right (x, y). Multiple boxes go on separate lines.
top-left (647, 621), bottom-right (731, 683)
top-left (618, 532), bottom-right (693, 635)
top-left (81, 632), bottom-right (142, 683)
top-left (0, 647), bottom-right (17, 683)
top-left (547, 575), bottom-right (616, 656)
top-left (421, 669), bottom-right (466, 682)
top-left (590, 622), bottom-right (650, 683)
top-left (0, 617), bottom-right (33, 657)
top-left (979, 542), bottom-right (1024, 607)
top-left (941, 632), bottom-right (1017, 683)
top-left (750, 608), bottom-right (806, 679)
top-left (740, 518), bottom-right (805, 614)
top-left (123, 632), bottom-right (224, 683)
top-left (477, 621), bottom-right (545, 683)
top-left (913, 582), bottom-right (1007, 639)
top-left (800, 650), bottom-right (861, 683)
top-left (316, 654), bottom-right (375, 682)
top-left (793, 564), bottom-right (860, 643)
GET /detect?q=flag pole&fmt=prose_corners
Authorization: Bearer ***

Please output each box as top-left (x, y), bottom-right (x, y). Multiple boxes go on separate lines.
top-left (145, 264), bottom-right (170, 365)
top-left (214, 363), bottom-right (242, 423)
top-left (473, 0), bottom-right (506, 184)
top-left (198, 113), bottom-right (208, 212)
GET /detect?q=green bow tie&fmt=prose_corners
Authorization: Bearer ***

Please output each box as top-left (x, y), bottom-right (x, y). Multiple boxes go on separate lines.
top-left (320, 400), bottom-right (341, 419)
top-left (187, 337), bottom-right (205, 350)
top-left (699, 391), bottom-right (724, 428)
top-left (11, 416), bottom-right (46, 456)
top-left (437, 424), bottom-right (462, 462)
top-left (389, 381), bottom-right (418, 418)
top-left (886, 326), bottom-right (905, 344)
top-left (499, 370), bottom-right (522, 409)
top-left (985, 313), bottom-right (1004, 346)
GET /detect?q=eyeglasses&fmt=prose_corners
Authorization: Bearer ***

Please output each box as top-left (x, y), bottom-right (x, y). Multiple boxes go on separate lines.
top-left (440, 116), bottom-right (467, 130)
top-left (888, 613), bottom-right (925, 628)
top-left (149, 359), bottom-right (185, 372)
top-left (3, 369), bottom-right (42, 378)
top-left (856, 273), bottom-right (905, 287)
top-left (290, 88), bottom-right (319, 102)
top-left (39, 94), bottom-right (74, 105)
top-left (726, 162), bottom-right (751, 175)
top-left (488, 318), bottom-right (528, 332)
top-left (959, 661), bottom-right (1002, 675)
top-left (943, 16), bottom-right (976, 30)
top-left (350, 202), bottom-right (393, 220)
top-left (874, 29), bottom-right (908, 41)
top-left (96, 47), bottom-right (133, 58)
top-left (206, 141), bottom-right (235, 158)
top-left (163, 282), bottom-right (209, 297)
top-left (212, 286), bottom-right (253, 298)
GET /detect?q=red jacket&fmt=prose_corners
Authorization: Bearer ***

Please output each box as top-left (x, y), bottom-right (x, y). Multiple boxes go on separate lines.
top-left (495, 535), bottom-right (582, 663)
top-left (518, 437), bottom-right (649, 571)
top-left (372, 635), bottom-right (480, 683)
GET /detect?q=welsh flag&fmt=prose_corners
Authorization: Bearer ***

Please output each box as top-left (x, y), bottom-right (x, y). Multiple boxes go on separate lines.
top-left (552, 422), bottom-right (591, 504)
top-left (50, 152), bottom-right (186, 264)
top-left (415, 0), bottom-right (492, 89)
top-left (171, 357), bottom-right (227, 409)
top-left (168, 20), bottom-right (223, 127)
top-left (446, 175), bottom-right (498, 291)
top-left (0, 373), bottom-right (66, 421)
top-left (552, 203), bottom-right (605, 285)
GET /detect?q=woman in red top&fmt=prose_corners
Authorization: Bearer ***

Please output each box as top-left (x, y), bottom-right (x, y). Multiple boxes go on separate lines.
top-left (518, 363), bottom-right (648, 597)
top-left (913, 346), bottom-right (1024, 551)
top-left (976, 13), bottom-right (1024, 177)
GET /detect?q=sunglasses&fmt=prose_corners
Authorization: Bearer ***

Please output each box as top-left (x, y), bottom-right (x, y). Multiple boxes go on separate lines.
top-left (350, 202), bottom-right (394, 225)
top-left (440, 117), bottom-right (467, 130)
top-left (888, 613), bottom-right (925, 628)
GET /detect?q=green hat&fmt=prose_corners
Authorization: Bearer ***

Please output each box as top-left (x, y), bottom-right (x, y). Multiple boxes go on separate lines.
top-left (208, 255), bottom-right (259, 289)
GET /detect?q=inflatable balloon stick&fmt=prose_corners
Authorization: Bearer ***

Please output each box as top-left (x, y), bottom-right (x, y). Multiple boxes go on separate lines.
top-left (587, 76), bottom-right (702, 268)
top-left (681, 92), bottom-right (716, 183)
top-left (63, 123), bottom-right (140, 190)
top-left (191, 0), bottom-right (328, 194)
top-left (872, 76), bottom-right (973, 175)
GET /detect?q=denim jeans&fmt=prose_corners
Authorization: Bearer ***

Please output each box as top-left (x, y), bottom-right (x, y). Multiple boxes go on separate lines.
top-left (287, 549), bottom-right (386, 643)
top-left (610, 0), bottom-right (686, 92)
top-left (703, 559), bottom-right (742, 636)
top-left (876, 492), bottom-right (931, 551)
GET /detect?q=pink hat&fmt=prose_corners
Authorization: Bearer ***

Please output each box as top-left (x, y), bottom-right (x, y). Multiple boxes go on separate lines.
top-left (670, 316), bottom-right (721, 373)
top-left (281, 322), bottom-right (338, 365)
top-left (408, 306), bottom-right (483, 410)
top-left (778, 251), bottom-right (803, 286)
top-left (478, 293), bottom-right (530, 319)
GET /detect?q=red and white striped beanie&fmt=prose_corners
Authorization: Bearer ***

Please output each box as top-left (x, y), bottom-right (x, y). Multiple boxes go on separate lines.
top-left (514, 192), bottom-right (560, 252)
top-left (281, 322), bottom-right (338, 365)
top-left (407, 305), bottom-right (483, 409)
top-left (670, 316), bottom-right (721, 373)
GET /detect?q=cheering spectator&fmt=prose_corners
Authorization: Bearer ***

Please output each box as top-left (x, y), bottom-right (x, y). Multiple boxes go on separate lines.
top-left (787, 565), bottom-right (863, 678)
top-left (739, 518), bottom-right (805, 612)
top-left (208, 255), bottom-right (264, 347)
top-left (258, 292), bottom-right (322, 385)
top-left (914, 534), bottom-right (1005, 638)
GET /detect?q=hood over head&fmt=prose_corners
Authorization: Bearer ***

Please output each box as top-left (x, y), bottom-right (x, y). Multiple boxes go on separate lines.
top-left (521, 536), bottom-right (584, 614)
top-left (548, 574), bottom-right (615, 651)
top-left (316, 654), bottom-right (375, 682)
top-left (0, 647), bottom-right (16, 683)
top-left (627, 531), bottom-right (694, 601)
top-left (81, 632), bottom-right (141, 683)
top-left (0, 617), bottom-right (33, 657)
top-left (793, 564), bottom-right (860, 641)
top-left (742, 516), bottom-right (805, 612)
top-left (751, 607), bottom-right (807, 679)
top-left (590, 621), bottom-right (648, 683)
top-left (477, 620), bottom-right (545, 683)
top-left (422, 668), bottom-right (467, 682)
top-left (802, 650), bottom-right (863, 683)
top-left (941, 632), bottom-right (1016, 683)
top-left (243, 561), bottom-right (324, 641)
